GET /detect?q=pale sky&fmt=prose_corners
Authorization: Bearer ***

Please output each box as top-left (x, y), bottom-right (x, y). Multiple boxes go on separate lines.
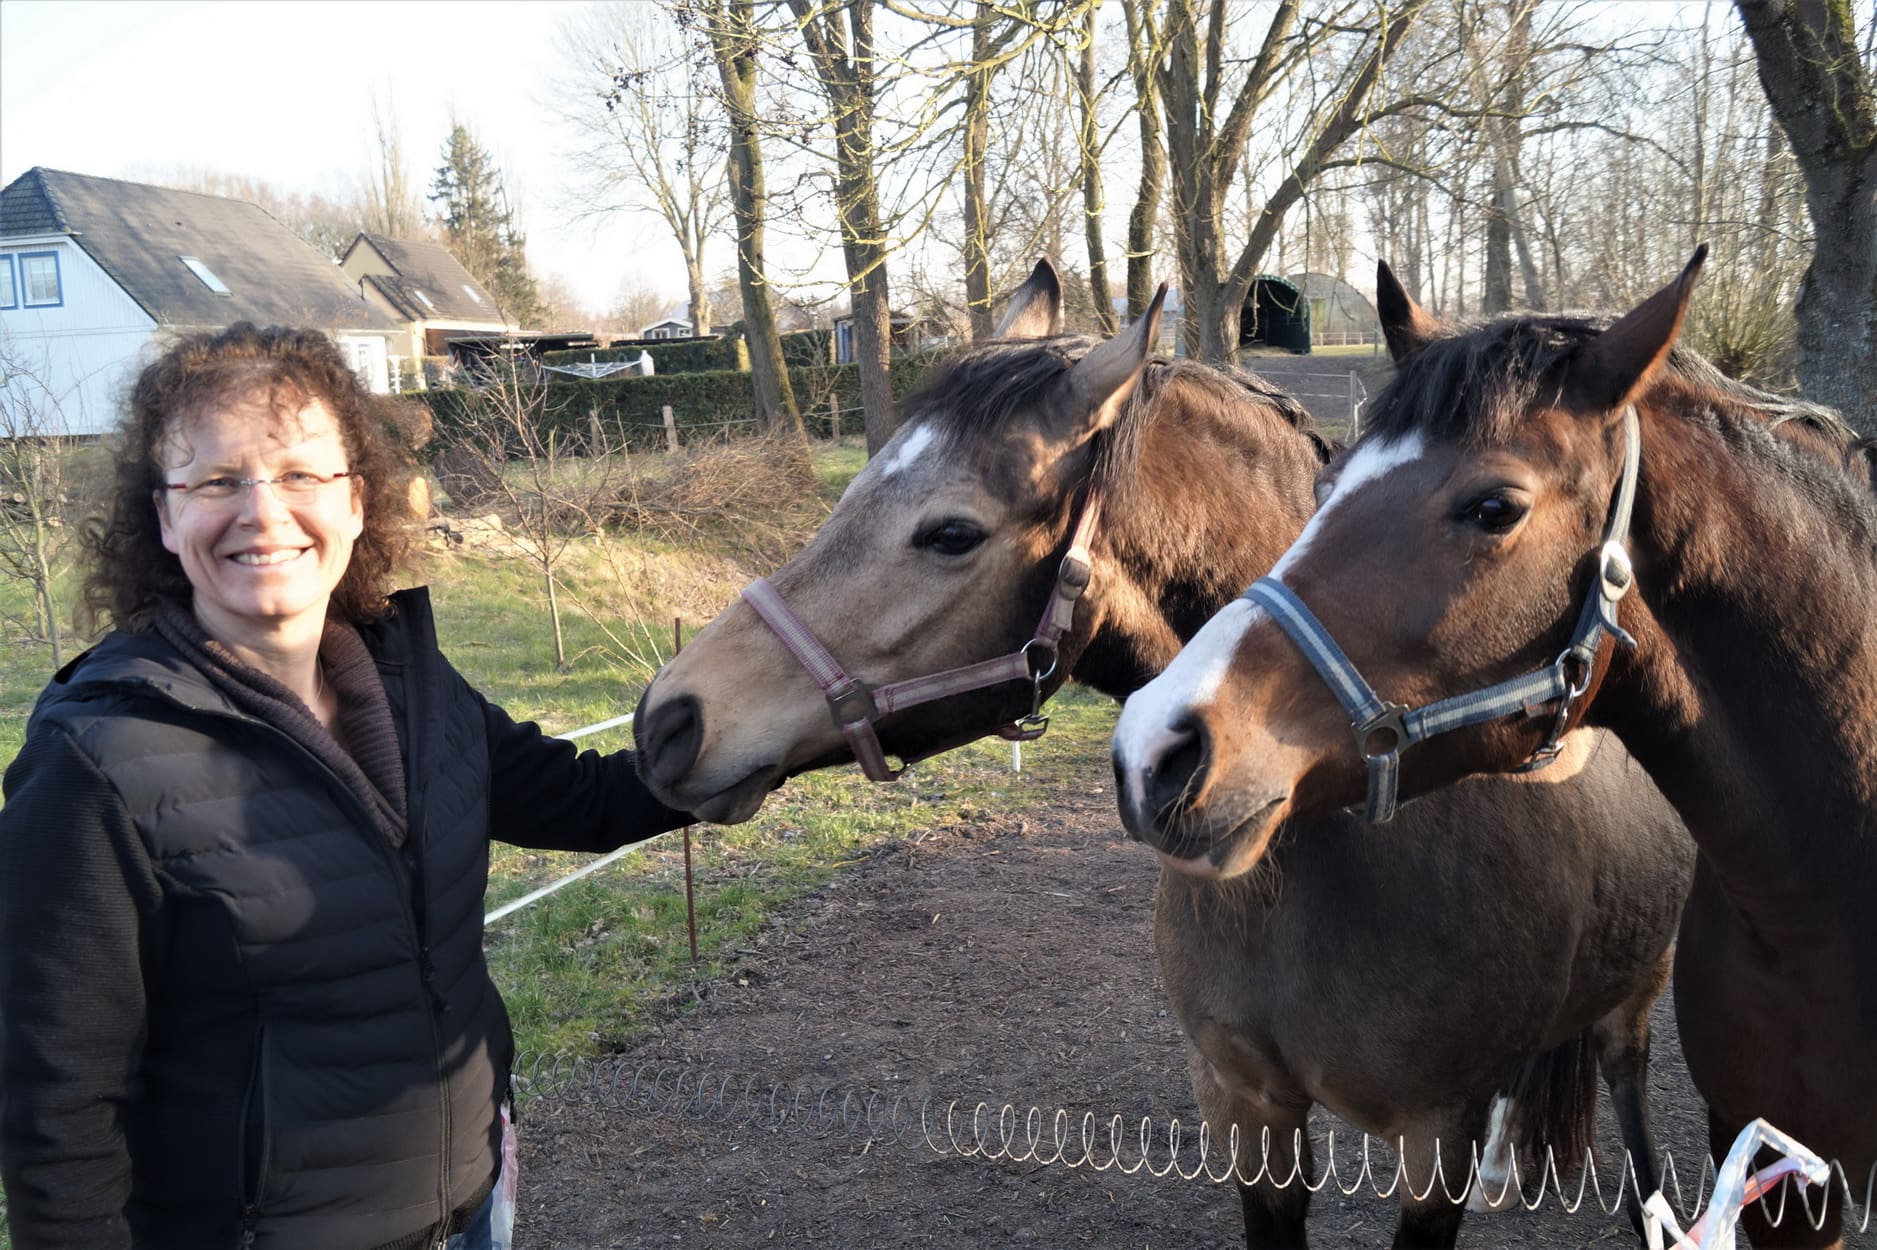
top-left (0, 0), bottom-right (694, 315)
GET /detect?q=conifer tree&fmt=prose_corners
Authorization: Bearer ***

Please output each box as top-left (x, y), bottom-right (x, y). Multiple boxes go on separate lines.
top-left (429, 123), bottom-right (543, 326)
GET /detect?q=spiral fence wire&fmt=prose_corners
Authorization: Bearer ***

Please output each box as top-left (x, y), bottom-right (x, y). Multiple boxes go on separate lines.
top-left (514, 1051), bottom-right (1874, 1239)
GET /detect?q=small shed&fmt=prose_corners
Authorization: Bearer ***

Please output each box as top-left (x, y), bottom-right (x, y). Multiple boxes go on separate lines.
top-left (1289, 272), bottom-right (1378, 347)
top-left (1240, 275), bottom-right (1311, 353)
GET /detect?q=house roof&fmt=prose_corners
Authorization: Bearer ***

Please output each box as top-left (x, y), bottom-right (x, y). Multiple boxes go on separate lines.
top-left (0, 168), bottom-right (399, 333)
top-left (344, 233), bottom-right (504, 324)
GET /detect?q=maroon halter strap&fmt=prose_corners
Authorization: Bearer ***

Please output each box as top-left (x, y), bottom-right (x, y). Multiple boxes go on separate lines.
top-left (741, 495), bottom-right (1103, 781)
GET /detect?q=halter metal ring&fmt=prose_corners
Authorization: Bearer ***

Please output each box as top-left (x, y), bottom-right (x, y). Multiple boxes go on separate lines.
top-left (1021, 638), bottom-right (1059, 682)
top-left (1353, 703), bottom-right (1410, 760)
top-left (825, 678), bottom-right (879, 728)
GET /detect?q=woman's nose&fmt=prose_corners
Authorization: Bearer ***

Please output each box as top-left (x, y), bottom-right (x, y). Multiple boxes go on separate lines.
top-left (237, 479), bottom-right (293, 523)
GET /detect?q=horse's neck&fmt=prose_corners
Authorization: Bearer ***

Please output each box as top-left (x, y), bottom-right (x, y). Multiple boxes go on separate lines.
top-left (1603, 412), bottom-right (1877, 910)
top-left (1070, 409), bottom-right (1322, 699)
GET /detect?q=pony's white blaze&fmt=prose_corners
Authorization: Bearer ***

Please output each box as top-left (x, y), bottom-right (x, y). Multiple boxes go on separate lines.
top-left (1270, 432), bottom-right (1427, 580)
top-left (1112, 598), bottom-right (1262, 783)
top-left (878, 423), bottom-right (937, 479)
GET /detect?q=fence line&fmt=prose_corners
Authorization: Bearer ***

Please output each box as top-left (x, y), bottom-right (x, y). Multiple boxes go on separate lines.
top-left (510, 1053), bottom-right (1875, 1233)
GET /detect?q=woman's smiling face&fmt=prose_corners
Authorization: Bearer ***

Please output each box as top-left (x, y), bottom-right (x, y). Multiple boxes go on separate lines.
top-left (156, 395), bottom-right (363, 650)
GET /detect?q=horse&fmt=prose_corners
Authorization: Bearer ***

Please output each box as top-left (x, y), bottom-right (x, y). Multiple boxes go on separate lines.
top-left (1112, 249), bottom-right (1876, 1248)
top-left (634, 260), bottom-right (1694, 1248)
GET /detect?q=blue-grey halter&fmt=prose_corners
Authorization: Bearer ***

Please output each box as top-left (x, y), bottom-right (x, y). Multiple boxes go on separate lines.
top-left (1243, 406), bottom-right (1641, 823)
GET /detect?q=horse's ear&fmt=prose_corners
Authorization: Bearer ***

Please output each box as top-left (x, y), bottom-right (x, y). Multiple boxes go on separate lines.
top-left (1377, 260), bottom-right (1440, 363)
top-left (1565, 245), bottom-right (1708, 415)
top-left (1057, 282), bottom-right (1166, 442)
top-left (994, 259), bottom-right (1064, 339)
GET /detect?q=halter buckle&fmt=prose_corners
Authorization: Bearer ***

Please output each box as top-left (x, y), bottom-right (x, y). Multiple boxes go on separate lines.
top-left (825, 678), bottom-right (879, 728)
top-left (1353, 703), bottom-right (1410, 760)
top-left (1599, 540), bottom-right (1634, 602)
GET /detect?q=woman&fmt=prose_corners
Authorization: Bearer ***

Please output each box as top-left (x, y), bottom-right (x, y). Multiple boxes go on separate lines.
top-left (0, 324), bottom-right (692, 1248)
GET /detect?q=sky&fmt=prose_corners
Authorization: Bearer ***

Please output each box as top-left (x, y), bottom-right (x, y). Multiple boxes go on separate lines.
top-left (0, 0), bottom-right (697, 315)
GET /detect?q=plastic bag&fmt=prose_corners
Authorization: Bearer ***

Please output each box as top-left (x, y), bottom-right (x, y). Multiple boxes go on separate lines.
top-left (1643, 1118), bottom-right (1831, 1250)
top-left (488, 1097), bottom-right (519, 1250)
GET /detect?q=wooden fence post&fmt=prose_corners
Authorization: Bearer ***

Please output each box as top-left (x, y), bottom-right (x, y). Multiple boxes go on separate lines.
top-left (662, 404), bottom-right (679, 453)
top-left (829, 397), bottom-right (840, 440)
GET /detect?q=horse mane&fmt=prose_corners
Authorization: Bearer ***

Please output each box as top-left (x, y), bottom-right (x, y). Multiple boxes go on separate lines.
top-left (897, 335), bottom-right (1328, 461)
top-left (1365, 313), bottom-right (1877, 510)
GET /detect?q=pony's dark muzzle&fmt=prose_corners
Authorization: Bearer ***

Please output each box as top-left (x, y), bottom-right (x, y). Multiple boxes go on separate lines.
top-left (1115, 713), bottom-right (1212, 852)
top-left (635, 688), bottom-right (703, 793)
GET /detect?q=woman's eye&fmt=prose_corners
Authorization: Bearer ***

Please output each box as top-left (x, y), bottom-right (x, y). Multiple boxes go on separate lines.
top-left (920, 520), bottom-right (985, 556)
top-left (278, 471), bottom-right (321, 486)
top-left (1462, 493), bottom-right (1527, 532)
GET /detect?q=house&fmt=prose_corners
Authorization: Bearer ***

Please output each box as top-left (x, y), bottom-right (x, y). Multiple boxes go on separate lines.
top-left (0, 168), bottom-right (401, 435)
top-left (640, 308), bottom-right (694, 340)
top-left (340, 233), bottom-right (512, 386)
top-left (831, 310), bottom-right (951, 363)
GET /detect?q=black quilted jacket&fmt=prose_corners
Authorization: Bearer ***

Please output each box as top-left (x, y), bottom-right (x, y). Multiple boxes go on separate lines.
top-left (0, 588), bottom-right (690, 1249)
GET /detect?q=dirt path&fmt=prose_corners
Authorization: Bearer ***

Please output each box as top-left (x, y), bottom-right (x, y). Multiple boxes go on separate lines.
top-left (513, 752), bottom-right (1717, 1248)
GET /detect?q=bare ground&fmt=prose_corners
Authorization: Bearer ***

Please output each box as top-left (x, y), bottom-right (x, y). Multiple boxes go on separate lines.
top-left (512, 750), bottom-right (1722, 1249)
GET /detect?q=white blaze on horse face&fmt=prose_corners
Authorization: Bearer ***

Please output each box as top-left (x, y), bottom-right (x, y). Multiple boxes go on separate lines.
top-left (1269, 432), bottom-right (1427, 582)
top-left (877, 423), bottom-right (938, 479)
top-left (1112, 599), bottom-right (1263, 789)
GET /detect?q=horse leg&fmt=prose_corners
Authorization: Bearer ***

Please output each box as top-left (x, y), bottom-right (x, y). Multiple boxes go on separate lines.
top-left (1466, 1096), bottom-right (1521, 1213)
top-left (1188, 1051), bottom-right (1313, 1249)
top-left (1389, 1106), bottom-right (1485, 1250)
top-left (1711, 1109), bottom-right (1846, 1250)
top-left (1595, 943), bottom-right (1672, 1241)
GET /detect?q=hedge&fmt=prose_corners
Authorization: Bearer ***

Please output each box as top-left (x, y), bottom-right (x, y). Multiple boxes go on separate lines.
top-left (420, 353), bottom-right (944, 452)
top-left (541, 336), bottom-right (748, 375)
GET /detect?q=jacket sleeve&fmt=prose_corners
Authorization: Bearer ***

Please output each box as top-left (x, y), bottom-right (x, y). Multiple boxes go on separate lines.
top-left (0, 725), bottom-right (160, 1250)
top-left (479, 695), bottom-right (695, 854)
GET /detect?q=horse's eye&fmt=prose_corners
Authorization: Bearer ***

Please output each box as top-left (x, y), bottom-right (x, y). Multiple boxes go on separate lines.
top-left (1462, 492), bottom-right (1527, 532)
top-left (920, 520), bottom-right (986, 556)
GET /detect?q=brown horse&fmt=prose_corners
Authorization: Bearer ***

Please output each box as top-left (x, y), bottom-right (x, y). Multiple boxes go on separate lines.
top-left (1113, 251), bottom-right (1876, 1248)
top-left (635, 262), bottom-right (1693, 1248)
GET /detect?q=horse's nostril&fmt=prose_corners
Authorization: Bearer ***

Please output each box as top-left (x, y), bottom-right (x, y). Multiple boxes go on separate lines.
top-left (1118, 714), bottom-right (1212, 848)
top-left (635, 691), bottom-right (704, 789)
top-left (1149, 716), bottom-right (1208, 819)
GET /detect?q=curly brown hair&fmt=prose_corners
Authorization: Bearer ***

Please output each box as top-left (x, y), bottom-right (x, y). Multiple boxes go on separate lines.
top-left (83, 323), bottom-right (429, 632)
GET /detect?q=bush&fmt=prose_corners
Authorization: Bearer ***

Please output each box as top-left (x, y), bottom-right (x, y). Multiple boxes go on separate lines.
top-left (779, 330), bottom-right (832, 368)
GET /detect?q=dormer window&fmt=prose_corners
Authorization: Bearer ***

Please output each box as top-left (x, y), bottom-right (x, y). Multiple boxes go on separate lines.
top-left (179, 256), bottom-right (230, 294)
top-left (462, 284), bottom-right (483, 305)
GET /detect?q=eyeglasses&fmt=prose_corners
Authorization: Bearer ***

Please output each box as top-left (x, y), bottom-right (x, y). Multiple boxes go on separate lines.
top-left (164, 470), bottom-right (357, 502)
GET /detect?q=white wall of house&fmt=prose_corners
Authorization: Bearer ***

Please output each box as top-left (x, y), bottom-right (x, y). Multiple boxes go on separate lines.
top-left (333, 334), bottom-right (391, 395)
top-left (0, 236), bottom-right (157, 436)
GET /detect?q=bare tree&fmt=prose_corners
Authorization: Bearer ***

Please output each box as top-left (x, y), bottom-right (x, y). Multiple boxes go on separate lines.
top-left (363, 87), bottom-right (425, 239)
top-left (1158, 0), bottom-right (1430, 362)
top-left (558, 2), bottom-right (727, 337)
top-left (1073, 0), bottom-right (1117, 334)
top-left (694, 0), bottom-right (807, 454)
top-left (1121, 0), bottom-right (1168, 323)
top-left (1734, 0), bottom-right (1877, 433)
top-left (431, 361), bottom-right (635, 671)
top-left (0, 338), bottom-right (79, 667)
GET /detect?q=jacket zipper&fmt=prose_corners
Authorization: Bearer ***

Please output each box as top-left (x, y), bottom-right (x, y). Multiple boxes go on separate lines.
top-left (132, 680), bottom-right (458, 1245)
top-left (237, 1021), bottom-right (271, 1244)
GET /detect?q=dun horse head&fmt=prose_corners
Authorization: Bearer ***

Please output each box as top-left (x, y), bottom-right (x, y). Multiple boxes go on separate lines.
top-left (1113, 249), bottom-right (1711, 864)
top-left (635, 261), bottom-right (1167, 823)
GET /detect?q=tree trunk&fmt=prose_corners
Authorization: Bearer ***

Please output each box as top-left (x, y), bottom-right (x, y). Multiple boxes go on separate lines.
top-left (708, 0), bottom-right (805, 446)
top-left (963, 2), bottom-right (995, 340)
top-left (1078, 4), bottom-right (1116, 336)
top-left (1734, 0), bottom-right (1877, 435)
top-left (1122, 0), bottom-right (1165, 323)
top-left (790, 0), bottom-right (896, 453)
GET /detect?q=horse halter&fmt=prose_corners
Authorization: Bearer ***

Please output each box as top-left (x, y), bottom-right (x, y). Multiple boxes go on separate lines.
top-left (1243, 406), bottom-right (1642, 823)
top-left (739, 494), bottom-right (1103, 782)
